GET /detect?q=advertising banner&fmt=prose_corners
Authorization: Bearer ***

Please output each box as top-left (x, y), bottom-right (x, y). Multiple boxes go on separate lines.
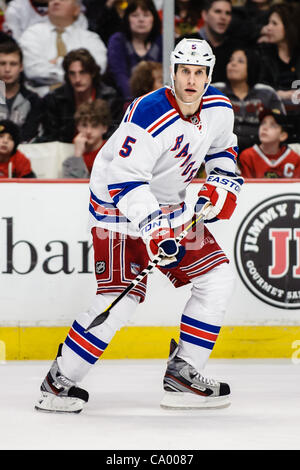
top-left (1, 180), bottom-right (300, 328)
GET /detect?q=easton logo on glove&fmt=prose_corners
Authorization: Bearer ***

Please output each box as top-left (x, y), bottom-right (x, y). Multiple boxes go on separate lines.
top-left (195, 169), bottom-right (244, 222)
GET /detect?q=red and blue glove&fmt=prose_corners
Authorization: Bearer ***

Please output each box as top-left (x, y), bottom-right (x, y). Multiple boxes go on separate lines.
top-left (141, 215), bottom-right (185, 268)
top-left (195, 169), bottom-right (244, 222)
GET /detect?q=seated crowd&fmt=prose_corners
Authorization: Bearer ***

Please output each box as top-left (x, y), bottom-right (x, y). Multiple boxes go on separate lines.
top-left (0, 0), bottom-right (299, 180)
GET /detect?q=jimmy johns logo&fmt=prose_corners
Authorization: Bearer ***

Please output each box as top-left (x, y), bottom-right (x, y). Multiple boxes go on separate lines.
top-left (234, 194), bottom-right (300, 309)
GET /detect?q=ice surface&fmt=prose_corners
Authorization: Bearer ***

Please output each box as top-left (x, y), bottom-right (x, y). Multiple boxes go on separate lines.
top-left (0, 359), bottom-right (299, 450)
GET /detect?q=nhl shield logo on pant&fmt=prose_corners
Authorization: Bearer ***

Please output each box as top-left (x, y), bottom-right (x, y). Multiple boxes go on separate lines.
top-left (234, 194), bottom-right (300, 309)
top-left (95, 261), bottom-right (106, 275)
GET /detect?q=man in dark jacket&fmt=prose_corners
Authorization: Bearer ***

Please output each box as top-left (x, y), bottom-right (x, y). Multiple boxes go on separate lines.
top-left (0, 40), bottom-right (43, 142)
top-left (40, 48), bottom-right (123, 143)
top-left (181, 0), bottom-right (245, 83)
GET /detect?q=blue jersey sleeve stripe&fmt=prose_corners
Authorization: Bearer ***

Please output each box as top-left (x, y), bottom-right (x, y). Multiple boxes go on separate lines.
top-left (204, 152), bottom-right (236, 163)
top-left (90, 189), bottom-right (117, 208)
top-left (108, 181), bottom-right (148, 190)
top-left (89, 203), bottom-right (129, 223)
top-left (108, 181), bottom-right (148, 204)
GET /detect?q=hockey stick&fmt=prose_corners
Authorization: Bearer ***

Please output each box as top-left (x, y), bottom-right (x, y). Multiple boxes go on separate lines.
top-left (84, 202), bottom-right (212, 333)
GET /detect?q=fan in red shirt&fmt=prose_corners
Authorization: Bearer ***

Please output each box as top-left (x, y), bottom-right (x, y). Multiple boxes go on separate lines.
top-left (0, 120), bottom-right (35, 178)
top-left (238, 110), bottom-right (300, 178)
top-left (62, 99), bottom-right (111, 178)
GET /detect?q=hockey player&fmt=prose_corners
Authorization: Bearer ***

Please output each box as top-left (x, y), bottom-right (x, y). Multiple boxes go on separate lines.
top-left (35, 38), bottom-right (243, 414)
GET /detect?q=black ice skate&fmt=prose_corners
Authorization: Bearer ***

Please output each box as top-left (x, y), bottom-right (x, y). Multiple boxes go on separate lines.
top-left (160, 339), bottom-right (230, 409)
top-left (35, 344), bottom-right (89, 414)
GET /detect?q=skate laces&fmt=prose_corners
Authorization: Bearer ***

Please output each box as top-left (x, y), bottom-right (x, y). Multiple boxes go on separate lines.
top-left (57, 374), bottom-right (74, 388)
top-left (191, 370), bottom-right (217, 387)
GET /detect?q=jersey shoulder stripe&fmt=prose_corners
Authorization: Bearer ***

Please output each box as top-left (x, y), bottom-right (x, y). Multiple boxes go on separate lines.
top-left (123, 87), bottom-right (180, 137)
top-left (202, 85), bottom-right (232, 110)
top-left (205, 146), bottom-right (238, 164)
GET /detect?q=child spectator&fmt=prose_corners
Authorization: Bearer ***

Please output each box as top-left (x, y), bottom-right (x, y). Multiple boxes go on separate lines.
top-left (238, 110), bottom-right (300, 178)
top-left (62, 99), bottom-right (111, 178)
top-left (40, 48), bottom-right (121, 143)
top-left (0, 119), bottom-right (36, 178)
top-left (0, 40), bottom-right (43, 142)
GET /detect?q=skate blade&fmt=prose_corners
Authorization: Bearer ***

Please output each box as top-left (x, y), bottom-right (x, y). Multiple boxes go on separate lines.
top-left (160, 391), bottom-right (231, 410)
top-left (34, 392), bottom-right (85, 414)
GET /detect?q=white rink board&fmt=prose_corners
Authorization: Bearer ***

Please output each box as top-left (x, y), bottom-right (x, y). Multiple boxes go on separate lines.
top-left (0, 180), bottom-right (300, 327)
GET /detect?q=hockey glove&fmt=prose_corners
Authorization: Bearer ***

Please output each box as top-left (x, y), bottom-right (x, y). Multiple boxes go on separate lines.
top-left (195, 169), bottom-right (244, 223)
top-left (141, 215), bottom-right (185, 268)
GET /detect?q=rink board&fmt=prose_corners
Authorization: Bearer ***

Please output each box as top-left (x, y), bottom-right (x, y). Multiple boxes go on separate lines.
top-left (1, 325), bottom-right (300, 360)
top-left (0, 178), bottom-right (300, 359)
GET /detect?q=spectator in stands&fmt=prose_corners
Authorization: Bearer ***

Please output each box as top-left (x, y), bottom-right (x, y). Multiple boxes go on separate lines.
top-left (175, 0), bottom-right (204, 37)
top-left (107, 0), bottom-right (162, 102)
top-left (157, 0), bottom-right (204, 38)
top-left (130, 60), bottom-right (163, 99)
top-left (0, 40), bottom-right (43, 142)
top-left (82, 0), bottom-right (124, 45)
top-left (0, 1), bottom-right (6, 32)
top-left (40, 48), bottom-right (121, 143)
top-left (19, 0), bottom-right (107, 96)
top-left (258, 3), bottom-right (300, 116)
top-left (238, 109), bottom-right (300, 178)
top-left (62, 99), bottom-right (111, 178)
top-left (0, 119), bottom-right (36, 178)
top-left (3, 0), bottom-right (88, 41)
top-left (182, 0), bottom-right (241, 82)
top-left (121, 59), bottom-right (163, 112)
top-left (213, 47), bottom-right (285, 152)
top-left (0, 29), bottom-right (16, 44)
top-left (229, 0), bottom-right (274, 47)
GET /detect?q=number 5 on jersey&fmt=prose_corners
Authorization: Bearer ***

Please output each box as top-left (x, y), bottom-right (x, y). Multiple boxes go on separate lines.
top-left (119, 136), bottom-right (137, 157)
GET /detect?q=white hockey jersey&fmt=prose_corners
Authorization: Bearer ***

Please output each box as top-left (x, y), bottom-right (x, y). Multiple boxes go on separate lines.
top-left (89, 86), bottom-right (238, 237)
